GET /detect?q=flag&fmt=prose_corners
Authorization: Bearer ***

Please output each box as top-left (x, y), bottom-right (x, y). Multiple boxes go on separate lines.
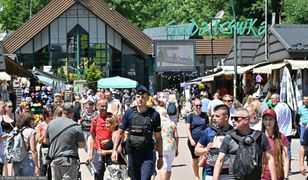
top-left (296, 69), bottom-right (303, 104)
top-left (280, 67), bottom-right (297, 111)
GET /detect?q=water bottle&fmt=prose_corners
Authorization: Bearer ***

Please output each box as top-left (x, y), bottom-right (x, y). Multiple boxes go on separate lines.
top-left (98, 150), bottom-right (103, 162)
top-left (86, 161), bottom-right (96, 175)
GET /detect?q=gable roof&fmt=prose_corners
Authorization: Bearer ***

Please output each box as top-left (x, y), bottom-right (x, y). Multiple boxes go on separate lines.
top-left (224, 36), bottom-right (261, 65)
top-left (3, 0), bottom-right (152, 55)
top-left (270, 24), bottom-right (308, 52)
top-left (253, 24), bottom-right (308, 64)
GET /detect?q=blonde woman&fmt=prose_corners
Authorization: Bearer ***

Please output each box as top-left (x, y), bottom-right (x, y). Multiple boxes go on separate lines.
top-left (158, 108), bottom-right (178, 180)
top-left (109, 101), bottom-right (123, 123)
top-left (101, 115), bottom-right (128, 179)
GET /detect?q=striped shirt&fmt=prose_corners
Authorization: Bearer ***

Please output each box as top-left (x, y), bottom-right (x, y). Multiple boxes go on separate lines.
top-left (298, 105), bottom-right (308, 125)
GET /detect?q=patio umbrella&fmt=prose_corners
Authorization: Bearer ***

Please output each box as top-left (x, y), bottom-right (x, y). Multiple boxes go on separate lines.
top-left (97, 76), bottom-right (138, 88)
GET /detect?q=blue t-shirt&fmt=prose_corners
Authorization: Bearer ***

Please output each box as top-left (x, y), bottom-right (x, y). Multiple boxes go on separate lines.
top-left (201, 98), bottom-right (210, 113)
top-left (185, 112), bottom-right (209, 141)
top-left (198, 125), bottom-right (233, 175)
top-left (120, 107), bottom-right (161, 133)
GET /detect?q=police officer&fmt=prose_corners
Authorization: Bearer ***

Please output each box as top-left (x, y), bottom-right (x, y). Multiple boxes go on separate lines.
top-left (112, 85), bottom-right (163, 180)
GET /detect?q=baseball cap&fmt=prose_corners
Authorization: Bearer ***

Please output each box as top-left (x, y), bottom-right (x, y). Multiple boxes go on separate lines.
top-left (262, 109), bottom-right (276, 119)
top-left (136, 85), bottom-right (149, 95)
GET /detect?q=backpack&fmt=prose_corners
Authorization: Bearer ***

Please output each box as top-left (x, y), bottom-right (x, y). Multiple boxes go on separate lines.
top-left (167, 102), bottom-right (177, 116)
top-left (5, 127), bottom-right (28, 162)
top-left (229, 130), bottom-right (262, 180)
top-left (126, 107), bottom-right (155, 152)
top-left (206, 125), bottom-right (232, 168)
top-left (81, 111), bottom-right (98, 132)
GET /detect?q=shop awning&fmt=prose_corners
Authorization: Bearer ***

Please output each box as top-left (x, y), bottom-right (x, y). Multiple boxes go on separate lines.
top-left (201, 71), bottom-right (224, 82)
top-left (3, 56), bottom-right (34, 78)
top-left (219, 65), bottom-right (258, 75)
top-left (284, 60), bottom-right (308, 70)
top-left (0, 71), bottom-right (11, 81)
top-left (253, 62), bottom-right (287, 74)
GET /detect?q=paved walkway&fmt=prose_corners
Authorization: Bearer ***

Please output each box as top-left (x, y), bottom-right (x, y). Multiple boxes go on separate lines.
top-left (77, 121), bottom-right (304, 179)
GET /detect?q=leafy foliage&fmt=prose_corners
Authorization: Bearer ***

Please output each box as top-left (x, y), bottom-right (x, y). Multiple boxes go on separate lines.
top-left (0, 0), bottom-right (50, 31)
top-left (0, 0), bottom-right (307, 32)
top-left (282, 0), bottom-right (308, 24)
top-left (85, 63), bottom-right (103, 91)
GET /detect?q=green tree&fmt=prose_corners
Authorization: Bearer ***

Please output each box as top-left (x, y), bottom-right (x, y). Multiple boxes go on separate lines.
top-left (0, 0), bottom-right (50, 31)
top-left (85, 63), bottom-right (103, 91)
top-left (282, 0), bottom-right (308, 24)
top-left (56, 66), bottom-right (67, 80)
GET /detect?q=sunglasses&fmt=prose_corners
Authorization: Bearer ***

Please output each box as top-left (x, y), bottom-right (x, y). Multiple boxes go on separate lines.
top-left (223, 100), bottom-right (233, 103)
top-left (231, 116), bottom-right (247, 122)
top-left (195, 104), bottom-right (202, 107)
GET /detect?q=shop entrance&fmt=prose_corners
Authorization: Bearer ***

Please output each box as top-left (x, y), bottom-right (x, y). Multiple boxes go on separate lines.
top-left (67, 24), bottom-right (89, 75)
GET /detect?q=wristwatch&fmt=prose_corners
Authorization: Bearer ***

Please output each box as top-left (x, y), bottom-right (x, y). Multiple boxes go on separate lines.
top-left (158, 155), bottom-right (163, 158)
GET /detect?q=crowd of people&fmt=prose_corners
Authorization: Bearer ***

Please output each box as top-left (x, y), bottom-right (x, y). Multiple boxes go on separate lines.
top-left (0, 85), bottom-right (307, 180)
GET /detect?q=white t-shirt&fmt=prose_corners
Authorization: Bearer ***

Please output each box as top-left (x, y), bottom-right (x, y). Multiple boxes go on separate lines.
top-left (274, 103), bottom-right (293, 136)
top-left (249, 120), bottom-right (262, 131)
top-left (207, 99), bottom-right (223, 115)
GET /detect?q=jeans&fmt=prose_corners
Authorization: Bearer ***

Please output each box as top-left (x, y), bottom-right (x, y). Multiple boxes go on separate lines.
top-left (127, 151), bottom-right (155, 180)
top-left (93, 149), bottom-right (106, 180)
top-left (13, 157), bottom-right (35, 176)
top-left (301, 125), bottom-right (306, 144)
top-left (287, 136), bottom-right (292, 170)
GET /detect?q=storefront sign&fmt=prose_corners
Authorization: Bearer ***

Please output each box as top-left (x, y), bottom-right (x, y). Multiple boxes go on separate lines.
top-left (165, 18), bottom-right (265, 39)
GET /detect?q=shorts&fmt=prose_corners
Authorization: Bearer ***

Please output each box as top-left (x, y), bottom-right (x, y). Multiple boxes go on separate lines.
top-left (162, 151), bottom-right (175, 171)
top-left (187, 139), bottom-right (199, 159)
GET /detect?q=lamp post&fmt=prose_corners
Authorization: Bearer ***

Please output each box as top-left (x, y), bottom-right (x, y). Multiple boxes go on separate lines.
top-left (229, 0), bottom-right (237, 101)
top-left (209, 10), bottom-right (224, 72)
top-left (29, 0), bottom-right (32, 19)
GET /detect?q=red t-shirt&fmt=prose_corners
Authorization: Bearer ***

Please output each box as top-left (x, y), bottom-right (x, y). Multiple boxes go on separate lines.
top-left (261, 133), bottom-right (289, 180)
top-left (90, 113), bottom-right (112, 150)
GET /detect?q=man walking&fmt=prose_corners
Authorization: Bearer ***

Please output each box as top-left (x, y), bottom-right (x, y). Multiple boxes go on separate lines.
top-left (299, 121), bottom-right (308, 176)
top-left (195, 104), bottom-right (233, 180)
top-left (213, 108), bottom-right (277, 180)
top-left (44, 102), bottom-right (85, 180)
top-left (88, 99), bottom-right (112, 180)
top-left (207, 93), bottom-right (223, 116)
top-left (112, 85), bottom-right (163, 180)
top-left (298, 95), bottom-right (308, 143)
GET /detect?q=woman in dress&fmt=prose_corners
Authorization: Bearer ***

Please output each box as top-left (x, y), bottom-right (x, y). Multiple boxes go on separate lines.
top-left (261, 109), bottom-right (289, 180)
top-left (157, 108), bottom-right (178, 180)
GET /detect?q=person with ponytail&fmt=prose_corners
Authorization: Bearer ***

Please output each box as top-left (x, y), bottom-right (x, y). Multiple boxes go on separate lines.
top-left (261, 109), bottom-right (289, 180)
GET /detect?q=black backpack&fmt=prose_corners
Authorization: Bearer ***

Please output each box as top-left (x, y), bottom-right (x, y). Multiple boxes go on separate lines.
top-left (229, 130), bottom-right (262, 180)
top-left (167, 102), bottom-right (177, 116)
top-left (126, 107), bottom-right (155, 152)
top-left (206, 125), bottom-right (232, 168)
